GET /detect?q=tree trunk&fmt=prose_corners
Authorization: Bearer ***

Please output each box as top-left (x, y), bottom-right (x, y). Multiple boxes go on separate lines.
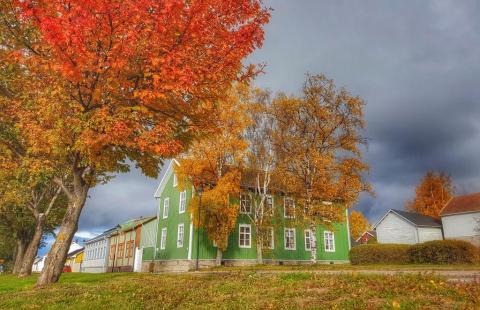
top-left (18, 215), bottom-right (46, 277)
top-left (36, 183), bottom-right (88, 287)
top-left (13, 239), bottom-right (27, 274)
top-left (310, 225), bottom-right (317, 263)
top-left (215, 248), bottom-right (223, 266)
top-left (256, 236), bottom-right (263, 264)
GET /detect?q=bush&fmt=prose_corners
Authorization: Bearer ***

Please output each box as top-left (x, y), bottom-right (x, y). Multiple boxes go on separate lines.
top-left (407, 240), bottom-right (480, 264)
top-left (350, 244), bottom-right (410, 265)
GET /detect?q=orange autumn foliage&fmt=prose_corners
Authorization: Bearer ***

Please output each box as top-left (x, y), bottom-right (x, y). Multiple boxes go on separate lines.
top-left (175, 84), bottom-right (253, 251)
top-left (406, 171), bottom-right (455, 219)
top-left (349, 211), bottom-right (371, 240)
top-left (272, 74), bottom-right (372, 223)
top-left (1, 0), bottom-right (269, 284)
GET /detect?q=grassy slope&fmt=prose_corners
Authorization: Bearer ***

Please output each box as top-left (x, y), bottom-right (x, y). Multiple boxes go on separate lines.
top-left (1, 272), bottom-right (479, 309)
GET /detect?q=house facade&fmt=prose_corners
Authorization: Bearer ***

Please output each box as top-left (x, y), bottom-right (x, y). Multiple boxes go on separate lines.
top-left (356, 230), bottom-right (377, 245)
top-left (141, 160), bottom-right (351, 272)
top-left (107, 216), bottom-right (156, 272)
top-left (441, 192), bottom-right (480, 247)
top-left (82, 227), bottom-right (117, 273)
top-left (374, 209), bottom-right (443, 244)
top-left (64, 248), bottom-right (84, 272)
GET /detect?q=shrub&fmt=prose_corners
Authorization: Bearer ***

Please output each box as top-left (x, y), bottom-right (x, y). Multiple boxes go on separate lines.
top-left (350, 244), bottom-right (410, 265)
top-left (407, 240), bottom-right (480, 264)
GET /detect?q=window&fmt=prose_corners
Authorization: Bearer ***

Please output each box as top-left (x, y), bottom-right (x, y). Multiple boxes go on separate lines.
top-left (109, 245), bottom-right (116, 260)
top-left (126, 241), bottom-right (134, 258)
top-left (239, 224), bottom-right (251, 248)
top-left (304, 230), bottom-right (312, 251)
top-left (179, 191), bottom-right (186, 213)
top-left (173, 174), bottom-right (178, 187)
top-left (262, 227), bottom-right (274, 249)
top-left (284, 197), bottom-right (295, 218)
top-left (265, 195), bottom-right (274, 214)
top-left (163, 198), bottom-right (169, 219)
top-left (240, 193), bottom-right (252, 214)
top-left (284, 228), bottom-right (296, 250)
top-left (324, 231), bottom-right (335, 252)
top-left (117, 243), bottom-right (125, 258)
top-left (160, 228), bottom-right (167, 250)
top-left (177, 224), bottom-right (184, 248)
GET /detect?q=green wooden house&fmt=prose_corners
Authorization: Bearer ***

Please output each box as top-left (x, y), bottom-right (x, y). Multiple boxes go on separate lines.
top-left (141, 160), bottom-right (352, 272)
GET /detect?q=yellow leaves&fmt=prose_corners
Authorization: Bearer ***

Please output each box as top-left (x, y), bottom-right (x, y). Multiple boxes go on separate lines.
top-left (349, 211), bottom-right (371, 239)
top-left (405, 171), bottom-right (454, 219)
top-left (392, 300), bottom-right (401, 309)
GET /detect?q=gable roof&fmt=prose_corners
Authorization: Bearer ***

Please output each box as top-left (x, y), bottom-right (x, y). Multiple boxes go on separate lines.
top-left (117, 216), bottom-right (157, 232)
top-left (67, 248), bottom-right (84, 258)
top-left (374, 209), bottom-right (442, 228)
top-left (440, 192), bottom-right (480, 216)
top-left (154, 159), bottom-right (179, 198)
top-left (85, 226), bottom-right (119, 244)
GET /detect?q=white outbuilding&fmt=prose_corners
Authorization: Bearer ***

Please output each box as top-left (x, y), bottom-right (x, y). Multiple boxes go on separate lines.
top-left (440, 192), bottom-right (480, 247)
top-left (374, 209), bottom-right (443, 244)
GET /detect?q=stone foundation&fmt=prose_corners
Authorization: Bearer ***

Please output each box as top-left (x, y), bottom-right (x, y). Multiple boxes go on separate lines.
top-left (142, 258), bottom-right (349, 272)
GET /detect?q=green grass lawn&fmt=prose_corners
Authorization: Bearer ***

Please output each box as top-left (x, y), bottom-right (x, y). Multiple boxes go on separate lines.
top-left (0, 271), bottom-right (479, 309)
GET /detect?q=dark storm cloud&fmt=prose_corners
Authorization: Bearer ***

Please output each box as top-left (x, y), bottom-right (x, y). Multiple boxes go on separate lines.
top-left (78, 1), bottom-right (480, 232)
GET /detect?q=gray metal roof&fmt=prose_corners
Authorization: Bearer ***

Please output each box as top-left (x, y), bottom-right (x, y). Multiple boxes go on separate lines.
top-left (391, 209), bottom-right (442, 227)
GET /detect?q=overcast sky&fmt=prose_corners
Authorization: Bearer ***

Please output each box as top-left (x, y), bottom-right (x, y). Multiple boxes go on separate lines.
top-left (72, 0), bottom-right (480, 241)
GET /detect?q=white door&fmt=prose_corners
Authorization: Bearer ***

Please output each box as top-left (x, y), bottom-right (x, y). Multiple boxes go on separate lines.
top-left (133, 247), bottom-right (143, 272)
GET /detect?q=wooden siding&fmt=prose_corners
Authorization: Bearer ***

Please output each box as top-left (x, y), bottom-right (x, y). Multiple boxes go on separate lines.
top-left (148, 165), bottom-right (350, 264)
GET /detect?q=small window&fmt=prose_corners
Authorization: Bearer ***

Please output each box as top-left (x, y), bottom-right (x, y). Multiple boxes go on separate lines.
top-left (109, 245), bottom-right (116, 260)
top-left (163, 198), bottom-right (169, 219)
top-left (179, 191), bottom-right (186, 213)
top-left (304, 229), bottom-right (312, 251)
top-left (117, 243), bottom-right (125, 258)
top-left (126, 241), bottom-right (134, 258)
top-left (239, 224), bottom-right (251, 248)
top-left (284, 197), bottom-right (295, 218)
top-left (265, 195), bottom-right (274, 214)
top-left (160, 228), bottom-right (167, 250)
top-left (284, 228), bottom-right (296, 250)
top-left (173, 174), bottom-right (178, 187)
top-left (240, 193), bottom-right (251, 214)
top-left (177, 224), bottom-right (184, 248)
top-left (262, 227), bottom-right (274, 249)
top-left (324, 231), bottom-right (335, 252)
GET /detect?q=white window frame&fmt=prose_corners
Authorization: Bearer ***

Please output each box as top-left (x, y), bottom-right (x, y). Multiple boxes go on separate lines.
top-left (265, 195), bottom-right (274, 214)
top-left (284, 228), bottom-right (296, 250)
top-left (177, 224), bottom-right (184, 248)
top-left (240, 193), bottom-right (252, 214)
top-left (263, 227), bottom-right (274, 249)
top-left (163, 198), bottom-right (169, 219)
top-left (324, 231), bottom-right (335, 252)
top-left (173, 174), bottom-right (178, 187)
top-left (239, 224), bottom-right (252, 248)
top-left (304, 229), bottom-right (312, 251)
top-left (160, 228), bottom-right (167, 250)
top-left (284, 197), bottom-right (295, 218)
top-left (179, 190), bottom-right (186, 214)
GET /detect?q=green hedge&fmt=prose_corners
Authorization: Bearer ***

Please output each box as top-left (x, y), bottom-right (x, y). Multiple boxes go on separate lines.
top-left (408, 240), bottom-right (479, 264)
top-left (350, 240), bottom-right (480, 265)
top-left (350, 244), bottom-right (410, 265)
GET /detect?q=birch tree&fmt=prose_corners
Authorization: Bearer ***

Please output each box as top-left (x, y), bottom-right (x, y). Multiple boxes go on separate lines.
top-left (243, 89), bottom-right (277, 264)
top-left (271, 74), bottom-right (371, 262)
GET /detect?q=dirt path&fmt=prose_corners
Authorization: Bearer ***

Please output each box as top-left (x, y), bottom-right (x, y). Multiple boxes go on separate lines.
top-left (194, 269), bottom-right (480, 283)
